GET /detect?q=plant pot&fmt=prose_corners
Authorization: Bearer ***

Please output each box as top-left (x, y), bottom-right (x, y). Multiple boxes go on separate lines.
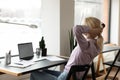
top-left (42, 48), bottom-right (47, 56)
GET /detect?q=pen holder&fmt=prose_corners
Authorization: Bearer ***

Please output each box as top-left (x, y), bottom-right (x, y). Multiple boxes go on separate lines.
top-left (5, 51), bottom-right (11, 65)
top-left (36, 48), bottom-right (41, 57)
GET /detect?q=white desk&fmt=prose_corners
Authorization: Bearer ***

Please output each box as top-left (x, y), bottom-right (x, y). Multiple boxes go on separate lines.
top-left (0, 55), bottom-right (68, 76)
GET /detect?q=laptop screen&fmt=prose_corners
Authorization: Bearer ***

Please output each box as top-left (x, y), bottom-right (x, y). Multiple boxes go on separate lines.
top-left (18, 42), bottom-right (34, 60)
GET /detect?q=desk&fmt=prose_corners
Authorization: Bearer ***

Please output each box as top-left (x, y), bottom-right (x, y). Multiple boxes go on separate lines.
top-left (92, 45), bottom-right (120, 80)
top-left (103, 45), bottom-right (120, 80)
top-left (0, 55), bottom-right (68, 76)
top-left (103, 45), bottom-right (120, 53)
top-left (0, 46), bottom-right (120, 79)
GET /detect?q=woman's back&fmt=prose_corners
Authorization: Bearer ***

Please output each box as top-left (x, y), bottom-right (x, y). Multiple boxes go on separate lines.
top-left (64, 25), bottom-right (101, 78)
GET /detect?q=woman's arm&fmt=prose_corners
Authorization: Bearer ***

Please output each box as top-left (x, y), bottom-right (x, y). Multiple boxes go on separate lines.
top-left (73, 25), bottom-right (90, 51)
top-left (73, 25), bottom-right (103, 51)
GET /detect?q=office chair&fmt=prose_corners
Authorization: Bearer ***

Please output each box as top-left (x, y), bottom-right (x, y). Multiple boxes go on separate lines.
top-left (66, 64), bottom-right (91, 80)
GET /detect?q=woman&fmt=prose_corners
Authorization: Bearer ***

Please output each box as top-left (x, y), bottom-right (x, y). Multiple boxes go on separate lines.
top-left (30, 17), bottom-right (105, 80)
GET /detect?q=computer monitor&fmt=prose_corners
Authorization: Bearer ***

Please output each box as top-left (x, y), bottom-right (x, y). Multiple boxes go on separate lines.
top-left (18, 42), bottom-right (34, 60)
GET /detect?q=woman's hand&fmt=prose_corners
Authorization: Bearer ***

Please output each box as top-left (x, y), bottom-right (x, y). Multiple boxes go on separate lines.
top-left (89, 28), bottom-right (103, 36)
top-left (101, 23), bottom-right (105, 28)
top-left (89, 23), bottom-right (105, 35)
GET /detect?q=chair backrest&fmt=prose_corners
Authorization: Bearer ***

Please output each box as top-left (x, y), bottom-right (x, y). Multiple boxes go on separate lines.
top-left (66, 64), bottom-right (91, 80)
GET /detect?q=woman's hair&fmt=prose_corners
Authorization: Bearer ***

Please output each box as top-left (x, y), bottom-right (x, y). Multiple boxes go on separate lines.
top-left (84, 17), bottom-right (104, 51)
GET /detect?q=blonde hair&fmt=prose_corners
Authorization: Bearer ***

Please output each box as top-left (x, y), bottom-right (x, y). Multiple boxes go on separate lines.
top-left (85, 17), bottom-right (103, 51)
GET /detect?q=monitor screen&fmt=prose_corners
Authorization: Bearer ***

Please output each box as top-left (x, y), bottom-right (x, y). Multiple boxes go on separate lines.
top-left (18, 42), bottom-right (34, 60)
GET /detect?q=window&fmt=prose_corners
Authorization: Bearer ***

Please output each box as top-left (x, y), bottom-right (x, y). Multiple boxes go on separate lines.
top-left (74, 0), bottom-right (110, 43)
top-left (0, 0), bottom-right (42, 57)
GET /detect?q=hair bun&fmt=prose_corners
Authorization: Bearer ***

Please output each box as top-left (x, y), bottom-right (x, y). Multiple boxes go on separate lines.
top-left (101, 23), bottom-right (105, 28)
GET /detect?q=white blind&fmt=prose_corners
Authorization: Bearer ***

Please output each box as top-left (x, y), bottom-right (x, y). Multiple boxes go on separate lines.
top-left (74, 0), bottom-right (103, 25)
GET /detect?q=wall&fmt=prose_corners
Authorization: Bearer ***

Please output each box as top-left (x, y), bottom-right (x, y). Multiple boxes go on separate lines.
top-left (102, 0), bottom-right (109, 42)
top-left (110, 0), bottom-right (120, 45)
top-left (119, 1), bottom-right (120, 45)
top-left (41, 0), bottom-right (60, 55)
top-left (60, 0), bottom-right (74, 56)
top-left (41, 0), bottom-right (74, 56)
top-left (41, 0), bottom-right (120, 56)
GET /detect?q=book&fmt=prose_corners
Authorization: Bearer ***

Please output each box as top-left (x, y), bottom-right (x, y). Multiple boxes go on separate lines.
top-left (8, 60), bottom-right (34, 68)
top-left (46, 56), bottom-right (65, 61)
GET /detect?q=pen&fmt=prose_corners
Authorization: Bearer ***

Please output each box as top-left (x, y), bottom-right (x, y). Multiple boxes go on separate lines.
top-left (14, 63), bottom-right (23, 65)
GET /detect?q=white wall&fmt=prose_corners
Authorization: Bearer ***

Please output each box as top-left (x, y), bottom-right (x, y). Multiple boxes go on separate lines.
top-left (110, 0), bottom-right (120, 45)
top-left (41, 0), bottom-right (120, 56)
top-left (118, 1), bottom-right (120, 45)
top-left (41, 0), bottom-right (74, 56)
top-left (41, 0), bottom-right (60, 55)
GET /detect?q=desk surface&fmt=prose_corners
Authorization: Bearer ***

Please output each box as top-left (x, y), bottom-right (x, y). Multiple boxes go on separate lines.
top-left (0, 45), bottom-right (120, 77)
top-left (103, 45), bottom-right (120, 79)
top-left (0, 55), bottom-right (68, 76)
top-left (103, 45), bottom-right (120, 53)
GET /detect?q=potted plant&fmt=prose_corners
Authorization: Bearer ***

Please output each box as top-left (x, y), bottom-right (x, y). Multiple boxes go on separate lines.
top-left (69, 28), bottom-right (77, 53)
top-left (39, 36), bottom-right (47, 56)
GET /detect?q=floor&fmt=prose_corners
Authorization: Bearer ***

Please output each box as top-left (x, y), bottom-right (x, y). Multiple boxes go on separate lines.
top-left (0, 67), bottom-right (120, 80)
top-left (106, 67), bottom-right (120, 80)
top-left (0, 74), bottom-right (30, 80)
top-left (86, 67), bottom-right (120, 80)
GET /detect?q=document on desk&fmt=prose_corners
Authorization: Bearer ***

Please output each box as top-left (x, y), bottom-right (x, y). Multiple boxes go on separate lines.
top-left (8, 60), bottom-right (35, 68)
top-left (46, 56), bottom-right (65, 61)
top-left (32, 57), bottom-right (46, 62)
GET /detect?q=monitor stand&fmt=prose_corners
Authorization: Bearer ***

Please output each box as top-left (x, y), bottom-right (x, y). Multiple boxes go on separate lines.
top-left (20, 56), bottom-right (34, 60)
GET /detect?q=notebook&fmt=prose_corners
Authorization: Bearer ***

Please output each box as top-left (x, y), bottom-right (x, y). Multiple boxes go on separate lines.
top-left (18, 42), bottom-right (34, 60)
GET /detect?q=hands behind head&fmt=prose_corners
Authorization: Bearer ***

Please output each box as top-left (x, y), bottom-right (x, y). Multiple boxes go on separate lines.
top-left (101, 23), bottom-right (105, 29)
top-left (88, 24), bottom-right (105, 38)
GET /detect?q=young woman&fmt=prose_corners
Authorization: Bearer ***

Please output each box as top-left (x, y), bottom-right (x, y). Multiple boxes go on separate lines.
top-left (30, 17), bottom-right (105, 80)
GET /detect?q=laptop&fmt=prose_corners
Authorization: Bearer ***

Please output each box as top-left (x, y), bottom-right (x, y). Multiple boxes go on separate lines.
top-left (18, 42), bottom-right (34, 60)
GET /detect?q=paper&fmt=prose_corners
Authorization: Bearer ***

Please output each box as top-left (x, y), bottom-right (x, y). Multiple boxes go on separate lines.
top-left (8, 56), bottom-right (65, 68)
top-left (8, 60), bottom-right (35, 68)
top-left (32, 57), bottom-right (46, 62)
top-left (46, 56), bottom-right (65, 61)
